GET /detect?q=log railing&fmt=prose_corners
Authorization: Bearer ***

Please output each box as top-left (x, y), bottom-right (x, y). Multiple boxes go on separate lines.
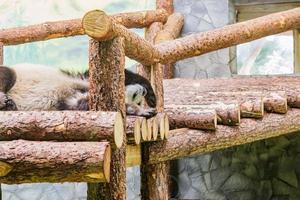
top-left (83, 8), bottom-right (300, 66)
top-left (0, 9), bottom-right (168, 45)
top-left (0, 3), bottom-right (300, 200)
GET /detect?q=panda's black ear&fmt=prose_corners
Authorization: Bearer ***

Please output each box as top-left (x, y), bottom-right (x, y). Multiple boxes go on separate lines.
top-left (0, 66), bottom-right (16, 93)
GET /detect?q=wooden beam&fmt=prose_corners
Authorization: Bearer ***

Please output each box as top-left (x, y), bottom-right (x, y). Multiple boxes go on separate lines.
top-left (157, 8), bottom-right (300, 64)
top-left (146, 108), bottom-right (300, 164)
top-left (88, 37), bottom-right (126, 200)
top-left (163, 76), bottom-right (300, 110)
top-left (0, 9), bottom-right (168, 45)
top-left (0, 111), bottom-right (124, 147)
top-left (141, 1), bottom-right (174, 199)
top-left (0, 140), bottom-right (111, 184)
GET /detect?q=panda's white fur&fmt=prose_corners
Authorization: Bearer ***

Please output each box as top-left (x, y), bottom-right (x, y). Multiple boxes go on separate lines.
top-left (6, 63), bottom-right (156, 117)
top-left (8, 63), bottom-right (89, 111)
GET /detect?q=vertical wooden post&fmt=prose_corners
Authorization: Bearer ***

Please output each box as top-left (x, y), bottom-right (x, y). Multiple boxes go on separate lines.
top-left (294, 29), bottom-right (300, 73)
top-left (87, 37), bottom-right (126, 200)
top-left (140, 1), bottom-right (174, 200)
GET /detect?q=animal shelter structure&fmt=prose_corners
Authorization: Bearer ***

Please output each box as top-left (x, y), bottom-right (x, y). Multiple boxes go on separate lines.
top-left (1, 0), bottom-right (300, 199)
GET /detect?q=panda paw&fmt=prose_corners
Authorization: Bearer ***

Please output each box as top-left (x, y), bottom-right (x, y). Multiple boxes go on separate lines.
top-left (0, 92), bottom-right (18, 111)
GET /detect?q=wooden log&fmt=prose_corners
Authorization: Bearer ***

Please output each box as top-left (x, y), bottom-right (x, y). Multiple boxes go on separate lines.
top-left (157, 8), bottom-right (300, 64)
top-left (263, 91), bottom-right (288, 114)
top-left (137, 22), bottom-right (163, 81)
top-left (82, 10), bottom-right (160, 66)
top-left (0, 111), bottom-right (124, 146)
top-left (164, 106), bottom-right (217, 130)
top-left (126, 116), bottom-right (143, 145)
top-left (164, 79), bottom-right (293, 116)
top-left (141, 1), bottom-right (173, 199)
top-left (88, 37), bottom-right (126, 200)
top-left (146, 109), bottom-right (300, 164)
top-left (157, 0), bottom-right (174, 15)
top-left (155, 13), bottom-right (184, 79)
top-left (0, 9), bottom-right (168, 45)
top-left (165, 103), bottom-right (240, 126)
top-left (155, 13), bottom-right (184, 44)
top-left (0, 140), bottom-right (111, 184)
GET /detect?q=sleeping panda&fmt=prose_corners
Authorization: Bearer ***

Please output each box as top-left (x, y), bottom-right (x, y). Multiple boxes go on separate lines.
top-left (0, 64), bottom-right (157, 117)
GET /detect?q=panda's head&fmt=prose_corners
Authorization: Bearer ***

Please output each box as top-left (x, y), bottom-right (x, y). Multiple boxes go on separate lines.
top-left (125, 84), bottom-right (147, 106)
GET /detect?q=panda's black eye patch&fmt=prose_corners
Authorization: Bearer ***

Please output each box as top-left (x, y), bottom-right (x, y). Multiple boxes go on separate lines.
top-left (133, 92), bottom-right (137, 100)
top-left (77, 88), bottom-right (87, 93)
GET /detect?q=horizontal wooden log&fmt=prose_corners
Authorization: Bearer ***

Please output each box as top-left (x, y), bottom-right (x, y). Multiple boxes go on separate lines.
top-left (0, 111), bottom-right (124, 148)
top-left (146, 109), bottom-right (300, 164)
top-left (164, 77), bottom-right (299, 114)
top-left (0, 140), bottom-right (111, 184)
top-left (156, 8), bottom-right (300, 64)
top-left (82, 10), bottom-right (160, 66)
top-left (165, 103), bottom-right (240, 126)
top-left (0, 9), bottom-right (168, 45)
top-left (164, 106), bottom-right (217, 130)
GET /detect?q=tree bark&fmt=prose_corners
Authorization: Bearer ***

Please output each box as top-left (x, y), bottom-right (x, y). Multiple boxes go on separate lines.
top-left (141, 2), bottom-right (174, 200)
top-left (88, 37), bottom-right (126, 200)
top-left (157, 0), bottom-right (174, 15)
top-left (145, 108), bottom-right (300, 164)
top-left (0, 140), bottom-right (111, 184)
top-left (126, 116), bottom-right (144, 145)
top-left (164, 76), bottom-right (300, 109)
top-left (165, 103), bottom-right (240, 126)
top-left (165, 106), bottom-right (217, 130)
top-left (157, 8), bottom-right (300, 64)
top-left (0, 9), bottom-right (168, 45)
top-left (83, 10), bottom-right (160, 66)
top-left (155, 13), bottom-right (183, 79)
top-left (0, 111), bottom-right (124, 146)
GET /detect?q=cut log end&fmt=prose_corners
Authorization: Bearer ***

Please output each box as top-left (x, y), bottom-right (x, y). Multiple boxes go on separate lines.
top-left (152, 116), bottom-right (158, 141)
top-left (147, 118), bottom-right (153, 141)
top-left (0, 161), bottom-right (12, 177)
top-left (114, 112), bottom-right (125, 148)
top-left (134, 118), bottom-right (141, 145)
top-left (82, 10), bottom-right (113, 40)
top-left (141, 118), bottom-right (148, 141)
top-left (103, 144), bottom-right (111, 182)
top-left (164, 114), bottom-right (170, 139)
